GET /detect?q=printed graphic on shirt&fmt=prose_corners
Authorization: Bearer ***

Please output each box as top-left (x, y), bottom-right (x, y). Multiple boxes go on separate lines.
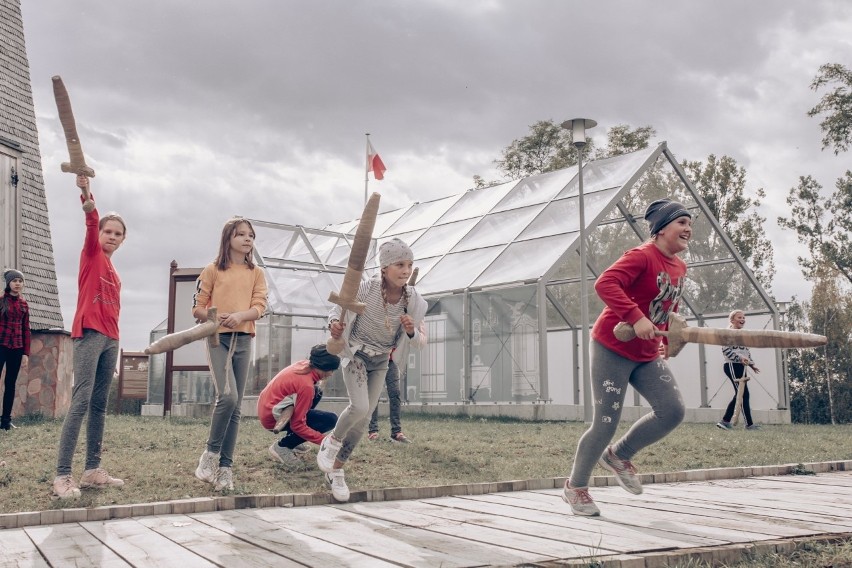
top-left (92, 275), bottom-right (120, 306)
top-left (648, 271), bottom-right (684, 325)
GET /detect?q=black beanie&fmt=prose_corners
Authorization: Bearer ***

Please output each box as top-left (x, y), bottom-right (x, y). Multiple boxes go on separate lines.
top-left (309, 345), bottom-right (340, 371)
top-left (645, 199), bottom-right (691, 235)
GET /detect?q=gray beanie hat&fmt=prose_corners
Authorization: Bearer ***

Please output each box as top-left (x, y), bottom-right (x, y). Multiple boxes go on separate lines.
top-left (379, 238), bottom-right (413, 268)
top-left (645, 199), bottom-right (691, 235)
top-left (4, 269), bottom-right (23, 288)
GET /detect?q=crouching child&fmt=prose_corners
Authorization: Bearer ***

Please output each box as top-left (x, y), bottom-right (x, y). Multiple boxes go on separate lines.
top-left (257, 345), bottom-right (340, 468)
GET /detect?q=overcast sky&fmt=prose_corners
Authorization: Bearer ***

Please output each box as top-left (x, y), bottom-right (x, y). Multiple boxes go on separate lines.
top-left (20, 0), bottom-right (852, 350)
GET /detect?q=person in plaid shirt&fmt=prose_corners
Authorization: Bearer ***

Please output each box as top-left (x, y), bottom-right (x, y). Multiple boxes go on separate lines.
top-left (0, 268), bottom-right (29, 431)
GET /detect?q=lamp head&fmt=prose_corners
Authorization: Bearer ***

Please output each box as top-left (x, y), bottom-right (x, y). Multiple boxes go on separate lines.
top-left (561, 118), bottom-right (597, 148)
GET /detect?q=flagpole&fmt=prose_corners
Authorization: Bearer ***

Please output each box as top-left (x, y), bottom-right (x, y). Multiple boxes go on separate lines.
top-left (364, 132), bottom-right (370, 205)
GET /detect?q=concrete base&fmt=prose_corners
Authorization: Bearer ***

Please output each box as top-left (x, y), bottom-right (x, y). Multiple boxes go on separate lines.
top-left (142, 398), bottom-right (791, 424)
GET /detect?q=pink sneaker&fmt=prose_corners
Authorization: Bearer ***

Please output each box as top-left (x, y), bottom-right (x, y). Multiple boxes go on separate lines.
top-left (52, 474), bottom-right (81, 499)
top-left (598, 447), bottom-right (643, 495)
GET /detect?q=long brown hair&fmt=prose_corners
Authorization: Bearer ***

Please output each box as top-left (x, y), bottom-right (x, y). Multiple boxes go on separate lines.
top-left (215, 217), bottom-right (256, 271)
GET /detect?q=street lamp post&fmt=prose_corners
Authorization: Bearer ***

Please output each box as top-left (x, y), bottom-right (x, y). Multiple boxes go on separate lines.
top-left (562, 118), bottom-right (596, 422)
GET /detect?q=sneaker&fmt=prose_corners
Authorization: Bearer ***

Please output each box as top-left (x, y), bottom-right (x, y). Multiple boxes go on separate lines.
top-left (80, 468), bottom-right (125, 488)
top-left (52, 474), bottom-right (81, 500)
top-left (598, 447), bottom-right (643, 495)
top-left (269, 442), bottom-right (302, 468)
top-left (367, 431), bottom-right (379, 441)
top-left (213, 466), bottom-right (234, 492)
top-left (746, 424), bottom-right (762, 430)
top-left (391, 432), bottom-right (411, 444)
top-left (716, 421), bottom-right (733, 430)
top-left (195, 450), bottom-right (220, 484)
top-left (316, 434), bottom-right (342, 473)
top-left (325, 469), bottom-right (350, 502)
top-left (292, 442), bottom-right (311, 454)
top-left (562, 482), bottom-right (600, 516)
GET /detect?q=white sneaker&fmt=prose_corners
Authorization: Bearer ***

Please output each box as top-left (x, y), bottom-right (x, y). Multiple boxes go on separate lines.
top-left (213, 466), bottom-right (234, 492)
top-left (269, 442), bottom-right (302, 468)
top-left (325, 469), bottom-right (350, 502)
top-left (562, 482), bottom-right (600, 516)
top-left (52, 474), bottom-right (81, 500)
top-left (316, 434), bottom-right (342, 473)
top-left (80, 467), bottom-right (125, 488)
top-left (195, 450), bottom-right (219, 484)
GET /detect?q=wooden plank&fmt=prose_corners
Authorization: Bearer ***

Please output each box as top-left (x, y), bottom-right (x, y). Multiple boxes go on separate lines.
top-left (25, 524), bottom-right (131, 568)
top-left (761, 473), bottom-right (852, 488)
top-left (251, 505), bottom-right (555, 567)
top-left (738, 477), bottom-right (852, 501)
top-left (657, 482), bottom-right (852, 518)
top-left (337, 500), bottom-right (609, 559)
top-left (81, 518), bottom-right (217, 567)
top-left (589, 491), bottom-right (833, 537)
top-left (480, 489), bottom-right (773, 544)
top-left (138, 514), bottom-right (303, 568)
top-left (0, 529), bottom-right (49, 568)
top-left (422, 494), bottom-right (711, 552)
top-left (194, 510), bottom-right (399, 568)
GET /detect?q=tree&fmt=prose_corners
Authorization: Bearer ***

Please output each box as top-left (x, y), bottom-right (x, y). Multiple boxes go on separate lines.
top-left (493, 119), bottom-right (599, 180)
top-left (682, 155), bottom-right (776, 289)
top-left (777, 172), bottom-right (852, 285)
top-left (808, 63), bottom-right (852, 155)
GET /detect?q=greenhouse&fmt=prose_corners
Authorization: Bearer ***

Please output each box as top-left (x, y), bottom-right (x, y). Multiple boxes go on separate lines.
top-left (148, 142), bottom-right (790, 423)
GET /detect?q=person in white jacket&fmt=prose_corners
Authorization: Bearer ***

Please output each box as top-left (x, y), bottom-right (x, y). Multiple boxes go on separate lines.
top-left (317, 238), bottom-right (427, 502)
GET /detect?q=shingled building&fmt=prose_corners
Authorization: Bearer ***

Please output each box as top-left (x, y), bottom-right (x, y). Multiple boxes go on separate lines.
top-left (1, 0), bottom-right (73, 418)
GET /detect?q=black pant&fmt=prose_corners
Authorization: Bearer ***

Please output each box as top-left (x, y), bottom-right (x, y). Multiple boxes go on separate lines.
top-left (277, 409), bottom-right (338, 449)
top-left (721, 362), bottom-right (752, 426)
top-left (1, 346), bottom-right (24, 422)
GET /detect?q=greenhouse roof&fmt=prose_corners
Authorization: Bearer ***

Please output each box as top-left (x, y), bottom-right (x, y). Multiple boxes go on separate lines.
top-left (253, 142), bottom-right (774, 321)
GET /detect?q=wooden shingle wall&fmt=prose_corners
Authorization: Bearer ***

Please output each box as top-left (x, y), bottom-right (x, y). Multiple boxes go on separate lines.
top-left (0, 0), bottom-right (64, 330)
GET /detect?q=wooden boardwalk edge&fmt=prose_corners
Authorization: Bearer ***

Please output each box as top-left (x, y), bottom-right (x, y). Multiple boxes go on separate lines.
top-left (1, 459), bottom-right (850, 531)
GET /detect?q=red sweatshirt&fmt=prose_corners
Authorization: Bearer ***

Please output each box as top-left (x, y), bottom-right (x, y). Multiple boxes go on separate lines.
top-left (257, 361), bottom-right (325, 445)
top-left (591, 241), bottom-right (687, 362)
top-left (71, 203), bottom-right (121, 340)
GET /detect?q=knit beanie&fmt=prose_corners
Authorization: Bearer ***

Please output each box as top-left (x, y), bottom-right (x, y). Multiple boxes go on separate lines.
top-left (645, 199), bottom-right (691, 235)
top-left (379, 238), bottom-right (413, 268)
top-left (309, 345), bottom-right (340, 371)
top-left (3, 269), bottom-right (23, 288)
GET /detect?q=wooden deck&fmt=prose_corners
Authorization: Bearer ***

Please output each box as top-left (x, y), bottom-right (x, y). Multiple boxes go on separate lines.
top-left (1, 471), bottom-right (850, 567)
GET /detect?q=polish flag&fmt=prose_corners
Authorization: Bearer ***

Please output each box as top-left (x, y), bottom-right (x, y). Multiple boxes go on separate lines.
top-left (367, 140), bottom-right (386, 180)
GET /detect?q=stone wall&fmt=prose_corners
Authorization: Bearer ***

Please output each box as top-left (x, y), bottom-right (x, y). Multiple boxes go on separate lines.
top-left (3, 330), bottom-right (73, 419)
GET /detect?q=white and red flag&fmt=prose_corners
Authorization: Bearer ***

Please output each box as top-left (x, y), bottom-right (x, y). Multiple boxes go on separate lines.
top-left (367, 140), bottom-right (386, 180)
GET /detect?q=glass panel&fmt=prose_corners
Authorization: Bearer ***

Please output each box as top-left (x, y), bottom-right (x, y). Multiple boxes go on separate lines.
top-left (417, 247), bottom-right (502, 294)
top-left (265, 268), bottom-right (342, 315)
top-left (452, 205), bottom-right (544, 253)
top-left (384, 194), bottom-right (461, 235)
top-left (436, 180), bottom-right (517, 223)
top-left (682, 261), bottom-right (767, 316)
top-left (372, 207), bottom-right (409, 237)
top-left (682, 211), bottom-right (736, 264)
top-left (519, 187), bottom-right (619, 241)
top-left (408, 256), bottom-right (442, 287)
top-left (467, 286), bottom-right (542, 401)
top-left (492, 168), bottom-right (576, 213)
top-left (253, 224), bottom-right (299, 260)
top-left (409, 296), bottom-right (465, 403)
top-left (323, 235), bottom-right (354, 267)
top-left (545, 281), bottom-right (605, 329)
top-left (412, 218), bottom-right (479, 259)
top-left (556, 146), bottom-right (658, 198)
top-left (366, 229), bottom-right (426, 268)
top-left (473, 233), bottom-right (576, 288)
top-left (323, 219), bottom-right (358, 235)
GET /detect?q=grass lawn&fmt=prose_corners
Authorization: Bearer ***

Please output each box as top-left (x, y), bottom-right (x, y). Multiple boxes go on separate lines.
top-left (1, 413), bottom-right (849, 516)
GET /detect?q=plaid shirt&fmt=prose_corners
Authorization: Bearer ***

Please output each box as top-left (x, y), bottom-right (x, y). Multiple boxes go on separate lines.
top-left (0, 292), bottom-right (30, 355)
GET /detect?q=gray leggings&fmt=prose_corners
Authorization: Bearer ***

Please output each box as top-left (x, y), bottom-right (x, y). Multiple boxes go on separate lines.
top-left (333, 351), bottom-right (390, 463)
top-left (205, 332), bottom-right (252, 468)
top-left (569, 340), bottom-right (685, 488)
top-left (57, 329), bottom-right (119, 476)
